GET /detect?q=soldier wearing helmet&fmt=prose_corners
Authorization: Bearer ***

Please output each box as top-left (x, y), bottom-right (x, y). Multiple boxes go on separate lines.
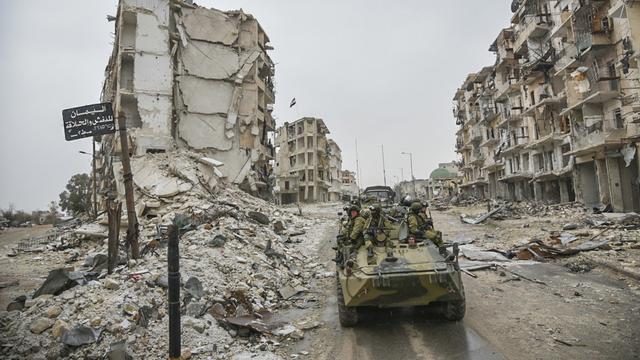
top-left (407, 201), bottom-right (443, 247)
top-left (363, 205), bottom-right (393, 257)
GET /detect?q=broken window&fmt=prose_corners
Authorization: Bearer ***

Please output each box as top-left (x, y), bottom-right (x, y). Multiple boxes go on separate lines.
top-left (535, 153), bottom-right (544, 171)
top-left (613, 108), bottom-right (624, 129)
top-left (546, 151), bottom-right (555, 171)
top-left (562, 144), bottom-right (571, 167)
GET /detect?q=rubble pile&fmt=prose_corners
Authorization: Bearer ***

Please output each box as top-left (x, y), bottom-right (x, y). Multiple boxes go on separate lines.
top-left (495, 201), bottom-right (589, 219)
top-left (0, 151), bottom-right (332, 359)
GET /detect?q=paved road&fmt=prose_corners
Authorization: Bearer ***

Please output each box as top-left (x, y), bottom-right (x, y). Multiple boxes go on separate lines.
top-left (295, 205), bottom-right (640, 360)
top-left (303, 208), bottom-right (505, 360)
top-left (320, 292), bottom-right (505, 360)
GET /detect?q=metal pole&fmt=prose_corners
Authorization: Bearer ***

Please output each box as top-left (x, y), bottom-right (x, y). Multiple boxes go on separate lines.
top-left (167, 224), bottom-right (181, 360)
top-left (355, 138), bottom-right (361, 198)
top-left (381, 144), bottom-right (387, 187)
top-left (117, 114), bottom-right (140, 259)
top-left (409, 152), bottom-right (416, 198)
top-left (107, 199), bottom-right (121, 275)
top-left (92, 140), bottom-right (98, 219)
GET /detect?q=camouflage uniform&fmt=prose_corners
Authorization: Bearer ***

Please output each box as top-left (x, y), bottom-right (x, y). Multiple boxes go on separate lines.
top-left (349, 213), bottom-right (367, 249)
top-left (407, 202), bottom-right (443, 247)
top-left (364, 207), bottom-right (393, 252)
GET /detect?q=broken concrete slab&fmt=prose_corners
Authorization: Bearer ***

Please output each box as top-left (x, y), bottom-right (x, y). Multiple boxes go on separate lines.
top-left (177, 76), bottom-right (235, 114)
top-left (184, 276), bottom-right (204, 299)
top-left (459, 245), bottom-right (510, 262)
top-left (182, 41), bottom-right (239, 79)
top-left (74, 223), bottom-right (109, 239)
top-left (178, 113), bottom-right (233, 150)
top-left (33, 268), bottom-right (83, 298)
top-left (60, 326), bottom-right (101, 347)
top-left (131, 156), bottom-right (193, 197)
top-left (460, 206), bottom-right (504, 225)
top-left (181, 7), bottom-right (239, 45)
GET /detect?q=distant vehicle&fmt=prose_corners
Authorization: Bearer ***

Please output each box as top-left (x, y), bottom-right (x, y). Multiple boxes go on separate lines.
top-left (361, 186), bottom-right (395, 206)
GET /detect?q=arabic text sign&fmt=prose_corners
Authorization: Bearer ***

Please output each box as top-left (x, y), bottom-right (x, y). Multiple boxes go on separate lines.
top-left (62, 102), bottom-right (116, 141)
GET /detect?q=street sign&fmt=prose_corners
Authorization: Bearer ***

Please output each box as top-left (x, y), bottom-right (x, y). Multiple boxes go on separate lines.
top-left (62, 102), bottom-right (116, 141)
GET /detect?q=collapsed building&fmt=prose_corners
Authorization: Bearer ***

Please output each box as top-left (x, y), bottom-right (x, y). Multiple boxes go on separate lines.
top-left (340, 170), bottom-right (359, 201)
top-left (454, 0), bottom-right (640, 212)
top-left (273, 117), bottom-right (342, 204)
top-left (97, 0), bottom-right (277, 202)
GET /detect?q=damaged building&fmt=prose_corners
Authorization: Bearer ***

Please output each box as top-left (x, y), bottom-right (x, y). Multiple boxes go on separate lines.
top-left (97, 0), bottom-right (276, 202)
top-left (454, 0), bottom-right (640, 212)
top-left (273, 117), bottom-right (342, 204)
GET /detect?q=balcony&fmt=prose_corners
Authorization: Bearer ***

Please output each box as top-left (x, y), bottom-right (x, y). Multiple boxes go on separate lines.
top-left (561, 67), bottom-right (620, 115)
top-left (514, 15), bottom-right (553, 54)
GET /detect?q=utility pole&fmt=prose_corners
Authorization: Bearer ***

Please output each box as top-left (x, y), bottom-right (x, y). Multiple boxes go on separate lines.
top-left (355, 138), bottom-right (361, 198)
top-left (92, 141), bottom-right (98, 218)
top-left (381, 144), bottom-right (387, 187)
top-left (167, 224), bottom-right (181, 359)
top-left (401, 152), bottom-right (416, 198)
top-left (117, 114), bottom-right (140, 259)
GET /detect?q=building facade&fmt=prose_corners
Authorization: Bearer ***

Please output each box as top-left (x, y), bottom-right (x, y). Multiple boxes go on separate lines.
top-left (341, 170), bottom-right (359, 201)
top-left (274, 117), bottom-right (337, 204)
top-left (97, 0), bottom-right (277, 201)
top-left (454, 0), bottom-right (640, 212)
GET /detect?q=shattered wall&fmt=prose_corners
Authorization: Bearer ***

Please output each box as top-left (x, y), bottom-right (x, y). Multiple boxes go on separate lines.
top-left (98, 0), bottom-right (276, 203)
top-left (174, 7), bottom-right (276, 194)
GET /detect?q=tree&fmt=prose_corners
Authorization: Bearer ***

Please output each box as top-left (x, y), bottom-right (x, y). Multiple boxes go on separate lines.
top-left (59, 173), bottom-right (92, 216)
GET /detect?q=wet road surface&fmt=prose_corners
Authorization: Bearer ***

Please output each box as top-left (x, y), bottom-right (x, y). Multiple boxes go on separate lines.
top-left (304, 207), bottom-right (506, 360)
top-left (320, 293), bottom-right (506, 360)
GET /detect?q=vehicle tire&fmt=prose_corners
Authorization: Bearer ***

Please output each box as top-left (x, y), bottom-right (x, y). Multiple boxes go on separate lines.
top-left (442, 299), bottom-right (466, 321)
top-left (336, 278), bottom-right (358, 327)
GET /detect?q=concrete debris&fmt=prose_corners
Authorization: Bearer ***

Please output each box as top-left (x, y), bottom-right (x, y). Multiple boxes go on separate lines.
top-left (184, 276), bottom-right (204, 300)
top-left (108, 341), bottom-right (132, 360)
top-left (29, 318), bottom-right (54, 334)
top-left (459, 245), bottom-right (510, 262)
top-left (0, 150), bottom-right (328, 359)
top-left (460, 206), bottom-right (504, 224)
top-left (60, 326), bottom-right (101, 347)
top-left (248, 211), bottom-right (270, 225)
top-left (33, 268), bottom-right (83, 298)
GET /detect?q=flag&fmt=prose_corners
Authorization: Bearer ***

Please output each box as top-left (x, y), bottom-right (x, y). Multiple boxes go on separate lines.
top-left (289, 98), bottom-right (296, 108)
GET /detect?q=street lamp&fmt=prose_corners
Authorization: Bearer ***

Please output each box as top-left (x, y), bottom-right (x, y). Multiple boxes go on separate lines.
top-left (79, 148), bottom-right (98, 219)
top-left (401, 152), bottom-right (417, 199)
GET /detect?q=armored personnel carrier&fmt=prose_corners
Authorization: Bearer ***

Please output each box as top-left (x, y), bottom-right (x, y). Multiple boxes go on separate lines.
top-left (335, 222), bottom-right (465, 326)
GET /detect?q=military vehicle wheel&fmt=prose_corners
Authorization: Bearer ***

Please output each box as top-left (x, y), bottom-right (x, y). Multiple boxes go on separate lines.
top-left (336, 279), bottom-right (358, 327)
top-left (442, 299), bottom-right (466, 321)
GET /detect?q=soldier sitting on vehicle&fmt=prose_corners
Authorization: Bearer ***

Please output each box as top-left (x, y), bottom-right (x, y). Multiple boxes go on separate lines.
top-left (363, 205), bottom-right (394, 258)
top-left (406, 201), bottom-right (443, 247)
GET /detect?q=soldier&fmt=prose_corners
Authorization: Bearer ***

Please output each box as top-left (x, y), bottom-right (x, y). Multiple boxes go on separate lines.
top-left (350, 207), bottom-right (367, 250)
top-left (363, 205), bottom-right (393, 257)
top-left (407, 201), bottom-right (443, 247)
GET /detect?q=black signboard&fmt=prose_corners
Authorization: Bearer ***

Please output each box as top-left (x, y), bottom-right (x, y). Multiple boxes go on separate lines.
top-left (62, 102), bottom-right (116, 141)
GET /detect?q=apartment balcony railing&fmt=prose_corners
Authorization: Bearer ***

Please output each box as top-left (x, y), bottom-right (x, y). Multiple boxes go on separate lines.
top-left (514, 14), bottom-right (553, 54)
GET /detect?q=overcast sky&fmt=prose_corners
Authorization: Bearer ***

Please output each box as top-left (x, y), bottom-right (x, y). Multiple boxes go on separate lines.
top-left (0, 1), bottom-right (512, 211)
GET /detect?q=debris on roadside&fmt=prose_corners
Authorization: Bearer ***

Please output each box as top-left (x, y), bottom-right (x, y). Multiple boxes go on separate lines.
top-left (0, 150), bottom-right (333, 359)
